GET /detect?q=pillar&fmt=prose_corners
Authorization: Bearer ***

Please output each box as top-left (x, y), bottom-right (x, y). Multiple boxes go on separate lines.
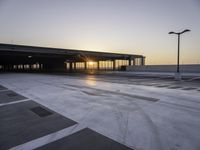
top-left (97, 61), bottom-right (100, 70)
top-left (113, 60), bottom-right (116, 70)
top-left (69, 62), bottom-right (73, 71)
top-left (132, 58), bottom-right (135, 66)
top-left (128, 57), bottom-right (132, 66)
top-left (84, 61), bottom-right (87, 70)
top-left (74, 62), bottom-right (76, 70)
top-left (141, 57), bottom-right (145, 66)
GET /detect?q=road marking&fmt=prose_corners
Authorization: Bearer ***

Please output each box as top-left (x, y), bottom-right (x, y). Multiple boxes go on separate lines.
top-left (187, 77), bottom-right (200, 81)
top-left (0, 99), bottom-right (30, 107)
top-left (0, 89), bottom-right (9, 92)
top-left (10, 124), bottom-right (86, 150)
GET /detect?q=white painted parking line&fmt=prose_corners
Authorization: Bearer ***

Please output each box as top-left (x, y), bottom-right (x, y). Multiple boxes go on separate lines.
top-left (187, 77), bottom-right (200, 81)
top-left (0, 89), bottom-right (9, 92)
top-left (10, 124), bottom-right (86, 150)
top-left (0, 99), bottom-right (30, 107)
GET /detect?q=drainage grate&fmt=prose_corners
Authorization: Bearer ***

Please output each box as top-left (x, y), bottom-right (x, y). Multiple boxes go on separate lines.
top-left (167, 86), bottom-right (182, 89)
top-left (118, 92), bottom-right (159, 102)
top-left (144, 84), bottom-right (154, 86)
top-left (152, 84), bottom-right (162, 86)
top-left (155, 85), bottom-right (170, 88)
top-left (82, 90), bottom-right (105, 96)
top-left (182, 87), bottom-right (197, 91)
top-left (30, 106), bottom-right (53, 117)
top-left (7, 93), bottom-right (18, 97)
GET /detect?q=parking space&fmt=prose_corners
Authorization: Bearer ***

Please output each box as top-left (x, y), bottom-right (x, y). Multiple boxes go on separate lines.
top-left (36, 128), bottom-right (133, 150)
top-left (0, 90), bottom-right (27, 104)
top-left (0, 100), bottom-right (77, 149)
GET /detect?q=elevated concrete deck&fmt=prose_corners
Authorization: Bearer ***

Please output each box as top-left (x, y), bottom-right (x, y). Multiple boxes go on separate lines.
top-left (0, 73), bottom-right (200, 150)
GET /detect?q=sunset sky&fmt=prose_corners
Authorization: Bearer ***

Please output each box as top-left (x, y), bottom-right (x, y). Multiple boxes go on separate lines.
top-left (0, 0), bottom-right (199, 64)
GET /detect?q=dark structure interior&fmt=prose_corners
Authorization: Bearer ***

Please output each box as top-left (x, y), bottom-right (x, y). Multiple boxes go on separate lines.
top-left (0, 43), bottom-right (145, 72)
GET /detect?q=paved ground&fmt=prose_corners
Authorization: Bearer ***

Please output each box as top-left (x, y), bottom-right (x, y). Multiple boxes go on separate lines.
top-left (0, 100), bottom-right (76, 149)
top-left (0, 73), bottom-right (200, 150)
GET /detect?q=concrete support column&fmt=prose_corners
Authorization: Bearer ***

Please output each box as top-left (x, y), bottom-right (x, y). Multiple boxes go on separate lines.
top-left (9, 64), bottom-right (13, 71)
top-left (97, 61), bottom-right (100, 70)
top-left (39, 63), bottom-right (43, 71)
top-left (129, 58), bottom-right (132, 66)
top-left (113, 60), bottom-right (116, 70)
top-left (132, 58), bottom-right (135, 66)
top-left (39, 63), bottom-right (42, 70)
top-left (69, 62), bottom-right (73, 71)
top-left (29, 64), bottom-right (32, 71)
top-left (73, 62), bottom-right (76, 70)
top-left (84, 61), bottom-right (87, 70)
top-left (141, 57), bottom-right (145, 66)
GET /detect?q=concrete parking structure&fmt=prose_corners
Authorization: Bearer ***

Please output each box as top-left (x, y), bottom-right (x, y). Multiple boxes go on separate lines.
top-left (0, 73), bottom-right (200, 150)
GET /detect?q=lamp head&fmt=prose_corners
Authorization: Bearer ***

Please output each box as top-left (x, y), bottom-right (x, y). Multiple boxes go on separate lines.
top-left (181, 29), bottom-right (191, 34)
top-left (169, 31), bottom-right (175, 34)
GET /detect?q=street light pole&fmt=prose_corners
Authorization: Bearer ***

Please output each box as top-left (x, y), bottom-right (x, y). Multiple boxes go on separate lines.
top-left (177, 34), bottom-right (180, 73)
top-left (168, 29), bottom-right (190, 79)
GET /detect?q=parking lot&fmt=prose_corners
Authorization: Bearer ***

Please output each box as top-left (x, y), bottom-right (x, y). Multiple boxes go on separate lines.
top-left (0, 73), bottom-right (200, 150)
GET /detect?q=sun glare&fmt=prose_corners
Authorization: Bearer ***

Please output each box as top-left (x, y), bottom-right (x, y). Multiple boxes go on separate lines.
top-left (88, 61), bottom-right (94, 65)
